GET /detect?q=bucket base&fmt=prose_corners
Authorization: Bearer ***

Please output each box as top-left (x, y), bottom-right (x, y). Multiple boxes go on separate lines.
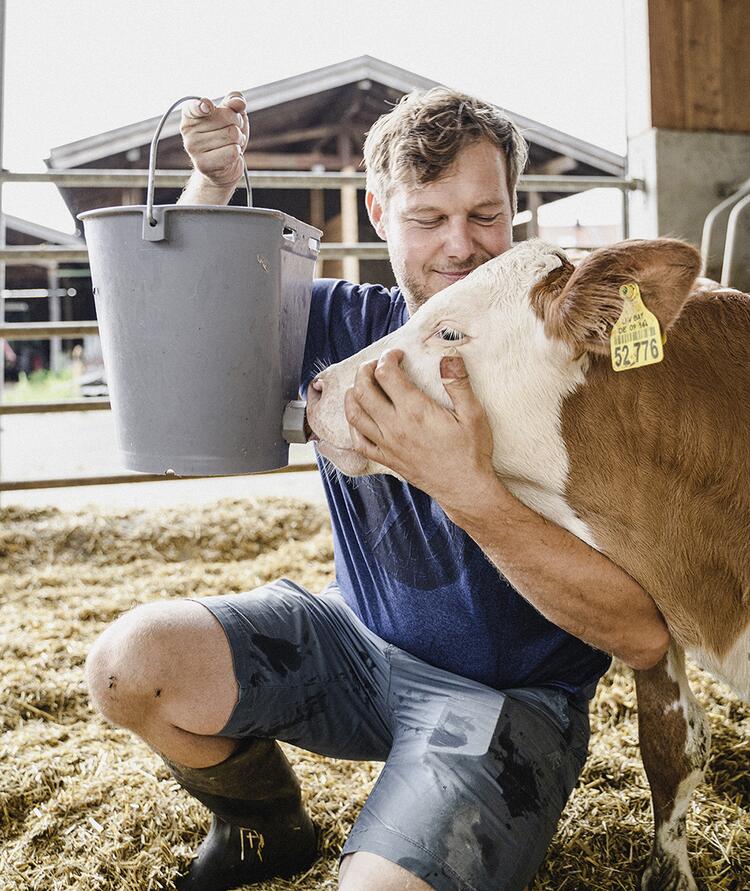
top-left (120, 448), bottom-right (290, 477)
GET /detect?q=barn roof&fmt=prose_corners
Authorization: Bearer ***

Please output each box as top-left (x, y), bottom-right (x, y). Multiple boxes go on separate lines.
top-left (46, 56), bottom-right (625, 225)
top-left (47, 55), bottom-right (624, 174)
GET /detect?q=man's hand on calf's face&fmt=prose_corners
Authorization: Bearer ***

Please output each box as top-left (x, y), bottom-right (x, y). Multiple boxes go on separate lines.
top-left (344, 349), bottom-right (499, 515)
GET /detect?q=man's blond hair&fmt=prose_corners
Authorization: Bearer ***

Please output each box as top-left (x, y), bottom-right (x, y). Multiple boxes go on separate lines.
top-left (363, 87), bottom-right (528, 214)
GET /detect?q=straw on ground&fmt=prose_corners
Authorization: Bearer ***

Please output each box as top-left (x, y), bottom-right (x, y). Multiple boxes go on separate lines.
top-left (1, 498), bottom-right (748, 890)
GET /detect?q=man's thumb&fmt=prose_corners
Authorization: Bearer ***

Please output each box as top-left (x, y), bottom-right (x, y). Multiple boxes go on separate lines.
top-left (440, 355), bottom-right (472, 407)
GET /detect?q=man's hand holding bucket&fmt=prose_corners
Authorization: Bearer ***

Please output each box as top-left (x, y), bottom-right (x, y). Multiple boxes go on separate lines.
top-left (179, 92), bottom-right (249, 204)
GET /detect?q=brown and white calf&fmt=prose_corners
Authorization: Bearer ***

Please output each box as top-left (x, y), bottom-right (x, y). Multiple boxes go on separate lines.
top-left (306, 238), bottom-right (750, 891)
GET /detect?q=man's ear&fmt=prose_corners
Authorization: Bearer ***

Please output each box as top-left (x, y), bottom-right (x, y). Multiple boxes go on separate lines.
top-left (366, 191), bottom-right (387, 241)
top-left (533, 239), bottom-right (701, 356)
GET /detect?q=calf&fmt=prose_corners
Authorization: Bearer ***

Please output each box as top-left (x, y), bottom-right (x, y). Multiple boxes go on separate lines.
top-left (306, 238), bottom-right (750, 891)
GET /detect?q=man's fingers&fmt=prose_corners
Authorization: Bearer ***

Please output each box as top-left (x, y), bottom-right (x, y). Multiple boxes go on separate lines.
top-left (372, 349), bottom-right (422, 405)
top-left (185, 125), bottom-right (244, 154)
top-left (353, 360), bottom-right (394, 416)
top-left (349, 425), bottom-right (383, 463)
top-left (183, 97), bottom-right (215, 120)
top-left (440, 355), bottom-right (482, 420)
top-left (220, 92), bottom-right (247, 111)
top-left (182, 102), bottom-right (244, 133)
top-left (345, 387), bottom-right (384, 445)
top-left (219, 93), bottom-right (249, 140)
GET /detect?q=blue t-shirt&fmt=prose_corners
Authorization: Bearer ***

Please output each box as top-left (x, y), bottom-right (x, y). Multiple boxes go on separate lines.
top-left (300, 279), bottom-right (611, 699)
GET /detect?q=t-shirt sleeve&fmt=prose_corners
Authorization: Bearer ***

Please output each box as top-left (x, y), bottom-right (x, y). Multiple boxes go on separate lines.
top-left (299, 278), bottom-right (402, 398)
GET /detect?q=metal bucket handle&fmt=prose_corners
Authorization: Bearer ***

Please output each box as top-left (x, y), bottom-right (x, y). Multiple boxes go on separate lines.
top-left (145, 94), bottom-right (253, 229)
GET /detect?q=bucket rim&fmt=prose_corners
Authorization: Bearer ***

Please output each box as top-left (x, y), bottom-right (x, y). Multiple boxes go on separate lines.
top-left (77, 204), bottom-right (291, 223)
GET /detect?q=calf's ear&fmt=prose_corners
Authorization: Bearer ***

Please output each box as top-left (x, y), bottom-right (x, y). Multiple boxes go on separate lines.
top-left (533, 239), bottom-right (701, 356)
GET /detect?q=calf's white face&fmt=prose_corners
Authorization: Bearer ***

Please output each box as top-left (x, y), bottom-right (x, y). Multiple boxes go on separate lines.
top-left (306, 239), bottom-right (585, 491)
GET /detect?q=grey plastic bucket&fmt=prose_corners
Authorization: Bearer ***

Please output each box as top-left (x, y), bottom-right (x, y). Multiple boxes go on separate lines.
top-left (79, 203), bottom-right (321, 475)
top-left (78, 93), bottom-right (322, 476)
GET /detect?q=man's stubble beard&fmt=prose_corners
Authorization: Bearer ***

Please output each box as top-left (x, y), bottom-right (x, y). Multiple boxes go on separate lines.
top-left (389, 251), bottom-right (429, 316)
top-left (390, 250), bottom-right (492, 316)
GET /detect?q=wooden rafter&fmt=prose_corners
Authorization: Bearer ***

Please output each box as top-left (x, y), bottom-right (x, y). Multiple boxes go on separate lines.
top-left (247, 125), bottom-right (341, 150)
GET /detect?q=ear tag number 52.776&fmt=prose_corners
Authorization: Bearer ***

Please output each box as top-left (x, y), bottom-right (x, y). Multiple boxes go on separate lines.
top-left (610, 282), bottom-right (665, 372)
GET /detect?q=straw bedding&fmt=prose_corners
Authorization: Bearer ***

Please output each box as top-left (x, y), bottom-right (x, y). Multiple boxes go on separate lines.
top-left (0, 497), bottom-right (747, 890)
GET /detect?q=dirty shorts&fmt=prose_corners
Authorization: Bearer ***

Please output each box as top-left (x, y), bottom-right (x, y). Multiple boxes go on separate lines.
top-left (192, 578), bottom-right (593, 891)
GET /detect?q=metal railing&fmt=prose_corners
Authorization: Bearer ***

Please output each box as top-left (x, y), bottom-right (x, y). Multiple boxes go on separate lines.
top-left (700, 175), bottom-right (750, 288)
top-left (0, 168), bottom-right (641, 192)
top-left (0, 165), bottom-right (642, 495)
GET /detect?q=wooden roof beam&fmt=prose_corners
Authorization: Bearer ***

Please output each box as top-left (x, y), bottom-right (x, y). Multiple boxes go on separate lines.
top-left (244, 151), bottom-right (363, 170)
top-left (248, 124), bottom-right (341, 150)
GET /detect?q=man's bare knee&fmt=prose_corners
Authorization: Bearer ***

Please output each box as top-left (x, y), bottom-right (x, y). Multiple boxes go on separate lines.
top-left (86, 601), bottom-right (176, 729)
top-left (339, 852), bottom-right (433, 890)
top-left (85, 599), bottom-right (236, 737)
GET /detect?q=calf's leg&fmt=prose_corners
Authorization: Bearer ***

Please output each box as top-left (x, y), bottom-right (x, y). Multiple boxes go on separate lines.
top-left (635, 645), bottom-right (710, 891)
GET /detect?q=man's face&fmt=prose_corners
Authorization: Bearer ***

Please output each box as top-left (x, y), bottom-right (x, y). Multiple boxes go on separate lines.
top-left (366, 139), bottom-right (514, 314)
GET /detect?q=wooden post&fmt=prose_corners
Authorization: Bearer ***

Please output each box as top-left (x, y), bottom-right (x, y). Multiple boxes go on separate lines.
top-left (338, 133), bottom-right (360, 284)
top-left (625, 0), bottom-right (750, 287)
top-left (309, 172), bottom-right (325, 279)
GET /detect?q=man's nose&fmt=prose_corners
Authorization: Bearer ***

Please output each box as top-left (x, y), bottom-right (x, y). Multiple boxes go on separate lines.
top-left (443, 220), bottom-right (475, 262)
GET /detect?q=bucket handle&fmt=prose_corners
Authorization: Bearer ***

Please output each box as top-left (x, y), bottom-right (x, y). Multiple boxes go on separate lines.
top-left (146, 94), bottom-right (253, 228)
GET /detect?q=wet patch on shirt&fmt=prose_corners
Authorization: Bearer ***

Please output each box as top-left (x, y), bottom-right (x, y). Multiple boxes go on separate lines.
top-left (250, 633), bottom-right (303, 676)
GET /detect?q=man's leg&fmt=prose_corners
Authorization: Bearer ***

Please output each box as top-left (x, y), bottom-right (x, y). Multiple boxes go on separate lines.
top-left (86, 598), bottom-right (239, 765)
top-left (340, 852), bottom-right (433, 890)
top-left (85, 593), bottom-right (317, 890)
top-left (336, 644), bottom-right (590, 891)
top-left (339, 854), bottom-right (529, 891)
top-left (86, 580), bottom-right (394, 891)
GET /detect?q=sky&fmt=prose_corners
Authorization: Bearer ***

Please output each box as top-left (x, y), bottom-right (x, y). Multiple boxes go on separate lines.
top-left (2, 0), bottom-right (630, 234)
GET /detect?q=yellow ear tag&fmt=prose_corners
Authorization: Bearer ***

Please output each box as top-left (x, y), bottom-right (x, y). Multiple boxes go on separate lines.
top-left (610, 282), bottom-right (664, 372)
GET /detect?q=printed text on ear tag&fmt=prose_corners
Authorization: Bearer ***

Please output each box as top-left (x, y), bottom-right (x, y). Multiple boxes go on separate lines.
top-left (610, 282), bottom-right (664, 372)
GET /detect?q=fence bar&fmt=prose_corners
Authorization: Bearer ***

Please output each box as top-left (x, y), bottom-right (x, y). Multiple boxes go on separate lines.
top-left (0, 463), bottom-right (320, 492)
top-left (0, 242), bottom-right (392, 264)
top-left (0, 246), bottom-right (88, 263)
top-left (0, 169), bottom-right (643, 193)
top-left (0, 321), bottom-right (100, 338)
top-left (721, 192), bottom-right (750, 288)
top-left (0, 398), bottom-right (110, 414)
top-left (1, 156), bottom-right (642, 493)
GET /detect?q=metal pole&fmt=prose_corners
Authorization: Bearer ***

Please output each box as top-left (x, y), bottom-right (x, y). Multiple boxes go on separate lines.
top-left (48, 264), bottom-right (62, 372)
top-left (0, 170), bottom-right (645, 193)
top-left (622, 185), bottom-right (630, 239)
top-left (527, 191), bottom-right (541, 238)
top-left (0, 0), bottom-right (7, 508)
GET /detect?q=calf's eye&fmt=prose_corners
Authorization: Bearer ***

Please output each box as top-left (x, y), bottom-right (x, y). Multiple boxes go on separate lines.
top-left (435, 327), bottom-right (464, 342)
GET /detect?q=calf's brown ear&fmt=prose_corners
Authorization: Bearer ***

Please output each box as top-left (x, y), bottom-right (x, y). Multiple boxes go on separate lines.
top-left (536, 239), bottom-right (701, 356)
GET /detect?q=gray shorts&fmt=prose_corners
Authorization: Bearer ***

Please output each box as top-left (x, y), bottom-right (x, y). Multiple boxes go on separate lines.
top-left (193, 578), bottom-right (592, 891)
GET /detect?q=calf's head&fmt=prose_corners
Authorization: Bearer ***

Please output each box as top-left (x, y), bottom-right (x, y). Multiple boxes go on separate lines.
top-left (306, 238), bottom-right (701, 485)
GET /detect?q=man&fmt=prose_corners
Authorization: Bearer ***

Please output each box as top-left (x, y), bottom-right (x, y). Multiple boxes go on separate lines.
top-left (85, 88), bottom-right (669, 891)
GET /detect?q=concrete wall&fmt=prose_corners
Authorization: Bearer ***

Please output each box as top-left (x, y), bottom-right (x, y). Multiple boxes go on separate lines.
top-left (624, 0), bottom-right (750, 290)
top-left (627, 129), bottom-right (750, 290)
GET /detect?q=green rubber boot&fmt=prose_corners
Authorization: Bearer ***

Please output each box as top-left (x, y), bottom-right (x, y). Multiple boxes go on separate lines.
top-left (165, 739), bottom-right (318, 891)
